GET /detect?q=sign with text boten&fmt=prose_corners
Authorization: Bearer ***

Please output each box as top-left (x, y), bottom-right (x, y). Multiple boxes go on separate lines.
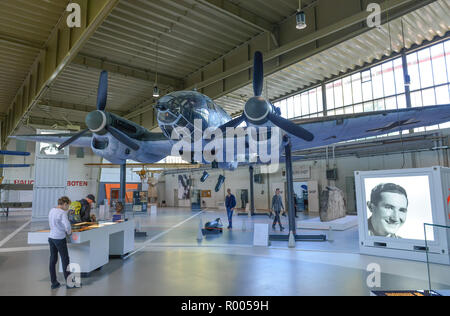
top-left (12, 179), bottom-right (90, 187)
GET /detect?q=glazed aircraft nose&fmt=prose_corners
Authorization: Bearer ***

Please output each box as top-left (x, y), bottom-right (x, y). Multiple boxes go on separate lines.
top-left (155, 102), bottom-right (167, 111)
top-left (86, 110), bottom-right (107, 133)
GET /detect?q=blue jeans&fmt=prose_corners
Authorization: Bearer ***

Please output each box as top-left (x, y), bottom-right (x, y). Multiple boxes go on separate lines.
top-left (226, 207), bottom-right (233, 228)
top-left (49, 238), bottom-right (70, 286)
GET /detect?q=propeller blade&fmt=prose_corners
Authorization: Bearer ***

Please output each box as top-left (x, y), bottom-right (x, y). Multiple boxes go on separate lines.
top-left (253, 51), bottom-right (264, 97)
top-left (267, 112), bottom-right (314, 142)
top-left (105, 125), bottom-right (140, 151)
top-left (97, 71), bottom-right (108, 111)
top-left (218, 115), bottom-right (246, 132)
top-left (58, 129), bottom-right (90, 150)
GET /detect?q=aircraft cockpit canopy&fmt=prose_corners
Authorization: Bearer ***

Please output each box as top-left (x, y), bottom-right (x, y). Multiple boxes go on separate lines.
top-left (156, 91), bottom-right (230, 139)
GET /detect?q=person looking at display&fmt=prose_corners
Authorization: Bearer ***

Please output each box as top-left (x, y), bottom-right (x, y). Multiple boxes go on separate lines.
top-left (225, 189), bottom-right (236, 229)
top-left (48, 196), bottom-right (72, 290)
top-left (367, 183), bottom-right (408, 238)
top-left (115, 201), bottom-right (124, 214)
top-left (68, 201), bottom-right (82, 224)
top-left (113, 201), bottom-right (124, 222)
top-left (79, 194), bottom-right (96, 222)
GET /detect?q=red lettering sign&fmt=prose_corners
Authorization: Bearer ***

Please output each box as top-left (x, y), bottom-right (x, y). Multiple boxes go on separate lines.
top-left (67, 181), bottom-right (89, 187)
top-left (447, 189), bottom-right (450, 220)
top-left (13, 180), bottom-right (34, 185)
top-left (10, 179), bottom-right (89, 187)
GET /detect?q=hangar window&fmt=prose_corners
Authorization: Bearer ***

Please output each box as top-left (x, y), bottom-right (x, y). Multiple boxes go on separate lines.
top-left (273, 37), bottom-right (450, 140)
top-left (275, 86), bottom-right (322, 119)
top-left (327, 39), bottom-right (450, 128)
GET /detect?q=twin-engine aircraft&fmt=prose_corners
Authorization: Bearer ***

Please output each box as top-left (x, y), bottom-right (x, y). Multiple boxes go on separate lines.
top-left (13, 52), bottom-right (450, 169)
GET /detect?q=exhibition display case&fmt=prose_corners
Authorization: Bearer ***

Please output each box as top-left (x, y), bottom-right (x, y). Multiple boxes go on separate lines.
top-left (355, 167), bottom-right (450, 264)
top-left (425, 223), bottom-right (450, 295)
top-left (28, 220), bottom-right (135, 274)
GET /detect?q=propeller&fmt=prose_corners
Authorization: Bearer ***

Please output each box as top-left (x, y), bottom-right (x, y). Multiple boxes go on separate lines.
top-left (253, 51), bottom-right (264, 97)
top-left (58, 71), bottom-right (140, 151)
top-left (97, 70), bottom-right (108, 111)
top-left (58, 129), bottom-right (89, 150)
top-left (218, 51), bottom-right (314, 142)
top-left (218, 115), bottom-right (246, 132)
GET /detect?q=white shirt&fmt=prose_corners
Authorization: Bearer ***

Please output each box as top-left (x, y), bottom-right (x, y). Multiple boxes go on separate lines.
top-left (48, 207), bottom-right (72, 240)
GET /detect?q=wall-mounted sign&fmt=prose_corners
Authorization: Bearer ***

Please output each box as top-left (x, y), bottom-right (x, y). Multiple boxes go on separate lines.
top-left (13, 180), bottom-right (34, 185)
top-left (282, 166), bottom-right (311, 179)
top-left (11, 179), bottom-right (89, 187)
top-left (10, 179), bottom-right (92, 187)
top-left (201, 190), bottom-right (212, 198)
top-left (67, 181), bottom-right (89, 187)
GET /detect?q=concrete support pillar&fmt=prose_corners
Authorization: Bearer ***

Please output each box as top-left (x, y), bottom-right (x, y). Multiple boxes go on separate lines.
top-left (120, 164), bottom-right (126, 203)
top-left (284, 136), bottom-right (296, 235)
top-left (249, 166), bottom-right (255, 215)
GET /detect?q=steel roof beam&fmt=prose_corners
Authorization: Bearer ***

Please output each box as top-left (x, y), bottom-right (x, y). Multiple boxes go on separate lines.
top-left (72, 54), bottom-right (183, 90)
top-left (0, 32), bottom-right (43, 50)
top-left (197, 0), bottom-right (275, 34)
top-left (33, 102), bottom-right (125, 117)
top-left (2, 0), bottom-right (120, 147)
top-left (21, 116), bottom-right (87, 130)
top-left (189, 0), bottom-right (424, 91)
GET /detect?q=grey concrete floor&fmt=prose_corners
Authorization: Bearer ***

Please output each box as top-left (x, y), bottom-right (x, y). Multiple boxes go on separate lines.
top-left (0, 208), bottom-right (449, 296)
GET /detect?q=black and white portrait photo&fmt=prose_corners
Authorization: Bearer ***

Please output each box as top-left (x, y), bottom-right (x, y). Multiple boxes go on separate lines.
top-left (178, 175), bottom-right (191, 200)
top-left (364, 176), bottom-right (434, 241)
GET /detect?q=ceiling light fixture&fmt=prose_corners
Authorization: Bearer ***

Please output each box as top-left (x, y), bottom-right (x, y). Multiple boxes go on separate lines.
top-left (153, 84), bottom-right (160, 98)
top-left (296, 0), bottom-right (307, 30)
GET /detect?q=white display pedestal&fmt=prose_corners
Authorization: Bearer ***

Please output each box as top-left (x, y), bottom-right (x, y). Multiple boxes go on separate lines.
top-left (149, 204), bottom-right (157, 215)
top-left (28, 220), bottom-right (135, 274)
top-left (253, 224), bottom-right (269, 247)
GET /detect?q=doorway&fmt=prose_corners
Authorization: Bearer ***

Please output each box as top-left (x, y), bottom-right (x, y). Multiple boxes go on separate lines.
top-left (174, 189), bottom-right (178, 207)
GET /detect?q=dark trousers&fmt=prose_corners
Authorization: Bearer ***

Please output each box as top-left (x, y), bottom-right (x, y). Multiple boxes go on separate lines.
top-left (226, 207), bottom-right (233, 228)
top-left (48, 238), bottom-right (70, 286)
top-left (272, 211), bottom-right (283, 228)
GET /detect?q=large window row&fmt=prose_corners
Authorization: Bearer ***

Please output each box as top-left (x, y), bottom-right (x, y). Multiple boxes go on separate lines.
top-left (276, 86), bottom-right (323, 119)
top-left (274, 38), bottom-right (450, 137)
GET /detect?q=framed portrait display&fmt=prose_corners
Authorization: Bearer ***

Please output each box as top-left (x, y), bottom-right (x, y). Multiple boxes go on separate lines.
top-left (355, 167), bottom-right (450, 264)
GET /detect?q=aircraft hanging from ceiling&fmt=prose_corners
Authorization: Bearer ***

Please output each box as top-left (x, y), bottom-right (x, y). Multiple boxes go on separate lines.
top-left (12, 51), bottom-right (450, 169)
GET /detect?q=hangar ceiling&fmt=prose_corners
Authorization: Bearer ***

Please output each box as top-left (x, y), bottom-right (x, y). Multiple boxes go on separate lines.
top-left (0, 0), bottom-right (447, 145)
top-left (0, 0), bottom-right (68, 117)
top-left (215, 0), bottom-right (450, 113)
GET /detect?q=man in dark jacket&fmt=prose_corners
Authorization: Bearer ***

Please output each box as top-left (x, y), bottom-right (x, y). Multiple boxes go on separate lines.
top-left (80, 194), bottom-right (96, 222)
top-left (225, 189), bottom-right (236, 229)
top-left (271, 189), bottom-right (285, 231)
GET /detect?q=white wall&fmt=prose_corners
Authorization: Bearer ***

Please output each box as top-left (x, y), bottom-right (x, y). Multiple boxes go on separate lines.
top-left (2, 140), bottom-right (102, 203)
top-left (65, 147), bottom-right (102, 202)
top-left (100, 166), bottom-right (144, 183)
top-left (162, 168), bottom-right (271, 209)
top-left (160, 148), bottom-right (448, 212)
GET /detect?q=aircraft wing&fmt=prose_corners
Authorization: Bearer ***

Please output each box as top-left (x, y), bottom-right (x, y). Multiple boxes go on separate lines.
top-left (10, 132), bottom-right (169, 148)
top-left (10, 133), bottom-right (93, 148)
top-left (289, 104), bottom-right (450, 151)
